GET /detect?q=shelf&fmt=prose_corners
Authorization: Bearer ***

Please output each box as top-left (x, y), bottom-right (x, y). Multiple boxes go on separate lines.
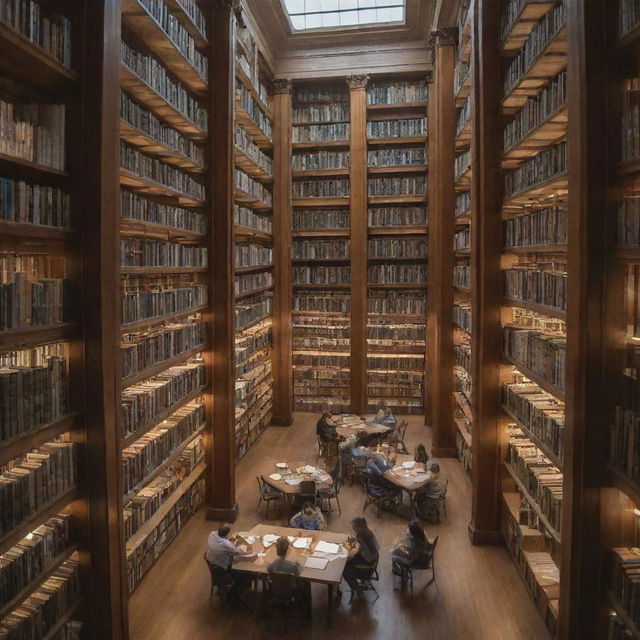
top-left (502, 26), bottom-right (568, 113)
top-left (120, 266), bottom-right (208, 274)
top-left (292, 197), bottom-right (350, 207)
top-left (291, 140), bottom-right (349, 150)
top-left (615, 22), bottom-right (640, 53)
top-left (504, 462), bottom-right (561, 544)
top-left (0, 323), bottom-right (79, 353)
top-left (501, 1), bottom-right (557, 54)
top-left (120, 120), bottom-right (205, 174)
top-left (235, 285), bottom-right (274, 300)
top-left (502, 352), bottom-right (565, 401)
top-left (236, 313), bottom-right (272, 334)
top-left (609, 466), bottom-right (640, 506)
top-left (235, 64), bottom-right (273, 119)
top-left (455, 70), bottom-right (472, 108)
top-left (292, 168), bottom-right (350, 178)
top-left (234, 187), bottom-right (272, 210)
top-left (455, 249), bottom-right (471, 257)
top-left (122, 344), bottom-right (207, 388)
top-left (613, 245), bottom-right (640, 263)
top-left (368, 165), bottom-right (427, 175)
top-left (165, 0), bottom-right (208, 48)
top-left (121, 304), bottom-right (208, 333)
top-left (367, 101), bottom-right (427, 112)
top-left (291, 258), bottom-right (348, 264)
top-left (502, 297), bottom-right (566, 320)
top-left (122, 0), bottom-right (207, 96)
top-left (0, 413), bottom-right (82, 468)
top-left (368, 226), bottom-right (428, 236)
top-left (234, 264), bottom-right (273, 274)
top-left (292, 283), bottom-right (350, 289)
top-left (455, 166), bottom-right (472, 189)
top-left (120, 63), bottom-right (207, 141)
top-left (617, 157), bottom-right (640, 181)
top-left (235, 343), bottom-right (271, 371)
top-left (502, 106), bottom-right (568, 168)
top-left (42, 600), bottom-right (82, 640)
top-left (120, 218), bottom-right (205, 242)
top-left (234, 226), bottom-right (273, 243)
top-left (292, 310), bottom-right (350, 318)
top-left (455, 210), bottom-right (472, 224)
top-left (454, 392), bottom-right (473, 423)
top-left (459, 9), bottom-right (472, 62)
top-left (454, 418), bottom-right (472, 448)
top-left (120, 168), bottom-right (205, 207)
top-left (454, 285), bottom-right (471, 294)
top-left (0, 153), bottom-right (68, 181)
top-left (367, 195), bottom-right (427, 206)
top-left (368, 256), bottom-right (427, 262)
top-left (0, 22), bottom-right (78, 93)
top-left (234, 147), bottom-right (272, 183)
top-left (503, 243), bottom-right (566, 254)
top-left (367, 136), bottom-right (427, 147)
top-left (0, 220), bottom-right (75, 246)
top-left (367, 313), bottom-right (427, 321)
top-left (455, 121), bottom-right (472, 150)
top-left (121, 385), bottom-right (208, 449)
top-left (607, 591), bottom-right (640, 640)
top-left (126, 461), bottom-right (206, 553)
top-left (501, 404), bottom-right (562, 468)
top-left (292, 229), bottom-right (350, 237)
top-left (502, 172), bottom-right (568, 212)
top-left (235, 105), bottom-right (272, 150)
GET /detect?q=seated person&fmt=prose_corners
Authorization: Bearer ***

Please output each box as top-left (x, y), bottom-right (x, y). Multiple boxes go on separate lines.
top-left (341, 431), bottom-right (368, 466)
top-left (206, 523), bottom-right (257, 608)
top-left (366, 453), bottom-right (394, 476)
top-left (267, 537), bottom-right (311, 615)
top-left (424, 460), bottom-right (448, 498)
top-left (414, 443), bottom-right (429, 465)
top-left (290, 501), bottom-right (327, 531)
top-left (372, 399), bottom-right (397, 429)
top-left (316, 412), bottom-right (342, 444)
top-left (391, 518), bottom-right (433, 577)
top-left (365, 453), bottom-right (400, 494)
top-left (343, 516), bottom-right (380, 602)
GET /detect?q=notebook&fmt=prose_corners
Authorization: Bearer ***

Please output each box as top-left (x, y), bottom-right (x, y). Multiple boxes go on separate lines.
top-left (305, 556), bottom-right (329, 570)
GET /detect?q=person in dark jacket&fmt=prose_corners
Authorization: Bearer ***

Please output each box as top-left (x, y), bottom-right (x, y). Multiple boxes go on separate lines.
top-left (343, 516), bottom-right (380, 602)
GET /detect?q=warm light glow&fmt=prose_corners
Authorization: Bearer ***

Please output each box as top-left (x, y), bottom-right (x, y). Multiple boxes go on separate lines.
top-left (633, 508), bottom-right (640, 517)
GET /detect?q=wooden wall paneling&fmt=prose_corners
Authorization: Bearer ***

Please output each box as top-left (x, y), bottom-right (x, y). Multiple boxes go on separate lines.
top-left (208, 0), bottom-right (238, 522)
top-left (347, 74), bottom-right (369, 415)
top-left (468, 0), bottom-right (502, 545)
top-left (271, 79), bottom-right (294, 426)
top-left (80, 0), bottom-right (129, 636)
top-left (428, 30), bottom-right (457, 457)
top-left (558, 0), bottom-right (608, 637)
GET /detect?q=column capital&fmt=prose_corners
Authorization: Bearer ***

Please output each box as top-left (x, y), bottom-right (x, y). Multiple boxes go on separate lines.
top-left (273, 79), bottom-right (292, 95)
top-left (430, 27), bottom-right (458, 48)
top-left (346, 74), bottom-right (369, 90)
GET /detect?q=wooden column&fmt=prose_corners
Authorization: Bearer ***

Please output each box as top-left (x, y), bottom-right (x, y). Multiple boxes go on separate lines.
top-left (80, 0), bottom-right (129, 636)
top-left (558, 0), bottom-right (607, 636)
top-left (347, 74), bottom-right (369, 416)
top-left (468, 0), bottom-right (502, 545)
top-left (428, 31), bottom-right (457, 457)
top-left (271, 79), bottom-right (294, 426)
top-left (207, 0), bottom-right (237, 522)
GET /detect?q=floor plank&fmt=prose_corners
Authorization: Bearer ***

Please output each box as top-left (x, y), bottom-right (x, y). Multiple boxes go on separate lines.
top-left (129, 413), bottom-right (550, 640)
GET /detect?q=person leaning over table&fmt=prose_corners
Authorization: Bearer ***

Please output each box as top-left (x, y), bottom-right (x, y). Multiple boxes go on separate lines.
top-left (206, 523), bottom-right (257, 609)
top-left (267, 536), bottom-right (311, 617)
top-left (289, 501), bottom-right (327, 531)
top-left (342, 516), bottom-right (380, 603)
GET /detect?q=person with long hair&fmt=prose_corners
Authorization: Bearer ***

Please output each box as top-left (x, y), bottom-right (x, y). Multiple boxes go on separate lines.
top-left (391, 518), bottom-right (432, 583)
top-left (342, 516), bottom-right (380, 603)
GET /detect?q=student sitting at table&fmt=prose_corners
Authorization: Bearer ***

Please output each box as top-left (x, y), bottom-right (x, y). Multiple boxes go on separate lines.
top-left (267, 536), bottom-right (311, 617)
top-left (414, 443), bottom-right (429, 465)
top-left (343, 516), bottom-right (380, 603)
top-left (366, 452), bottom-right (402, 497)
top-left (316, 412), bottom-right (343, 444)
top-left (206, 523), bottom-right (257, 608)
top-left (372, 399), bottom-right (397, 429)
top-left (290, 501), bottom-right (327, 531)
top-left (391, 518), bottom-right (433, 584)
top-left (424, 460), bottom-right (448, 498)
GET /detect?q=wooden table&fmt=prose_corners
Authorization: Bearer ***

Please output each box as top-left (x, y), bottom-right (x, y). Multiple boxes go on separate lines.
top-left (334, 416), bottom-right (392, 440)
top-left (231, 523), bottom-right (350, 627)
top-left (383, 454), bottom-right (431, 512)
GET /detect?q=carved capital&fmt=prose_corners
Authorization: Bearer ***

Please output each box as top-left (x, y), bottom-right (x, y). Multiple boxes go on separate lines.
top-left (346, 74), bottom-right (369, 90)
top-left (273, 79), bottom-right (291, 95)
top-left (430, 27), bottom-right (458, 48)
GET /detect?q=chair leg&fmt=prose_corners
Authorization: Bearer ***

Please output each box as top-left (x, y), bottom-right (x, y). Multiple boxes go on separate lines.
top-left (335, 494), bottom-right (342, 515)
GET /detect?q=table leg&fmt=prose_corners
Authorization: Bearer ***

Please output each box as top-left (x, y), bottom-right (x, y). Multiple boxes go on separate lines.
top-left (327, 584), bottom-right (334, 628)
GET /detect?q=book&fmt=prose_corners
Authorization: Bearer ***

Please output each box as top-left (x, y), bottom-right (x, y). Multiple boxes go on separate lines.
top-left (292, 178), bottom-right (349, 198)
top-left (619, 0), bottom-right (640, 37)
top-left (367, 118), bottom-right (426, 139)
top-left (504, 141), bottom-right (567, 198)
top-left (368, 206), bottom-right (427, 227)
top-left (367, 79), bottom-right (427, 105)
top-left (504, 207), bottom-right (567, 248)
top-left (121, 238), bottom-right (207, 269)
top-left (234, 205), bottom-right (272, 234)
top-left (291, 150), bottom-right (349, 171)
top-left (292, 238), bottom-right (348, 260)
top-left (235, 124), bottom-right (273, 175)
top-left (618, 194), bottom-right (640, 246)
top-left (367, 176), bottom-right (427, 196)
top-left (293, 208), bottom-right (349, 231)
top-left (237, 83), bottom-right (273, 141)
top-left (0, 178), bottom-right (70, 228)
top-left (235, 243), bottom-right (273, 268)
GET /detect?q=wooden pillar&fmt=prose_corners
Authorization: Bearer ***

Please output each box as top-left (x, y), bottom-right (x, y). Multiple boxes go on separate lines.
top-left (80, 0), bottom-right (129, 636)
top-left (558, 0), bottom-right (607, 636)
top-left (428, 30), bottom-right (457, 457)
top-left (468, 0), bottom-right (502, 545)
top-left (208, 0), bottom-right (237, 521)
top-left (272, 79), bottom-right (294, 426)
top-left (347, 74), bottom-right (369, 416)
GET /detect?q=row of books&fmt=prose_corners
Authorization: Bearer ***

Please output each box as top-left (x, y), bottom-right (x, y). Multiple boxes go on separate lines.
top-left (455, 425), bottom-right (472, 477)
top-left (236, 351), bottom-right (271, 400)
top-left (121, 400), bottom-right (204, 494)
top-left (120, 238), bottom-right (207, 268)
top-left (234, 205), bottom-right (272, 234)
top-left (292, 352), bottom-right (350, 367)
top-left (368, 148), bottom-right (426, 167)
top-left (124, 434), bottom-right (203, 540)
top-left (293, 208), bottom-right (349, 230)
top-left (369, 206), bottom-right (427, 227)
top-left (366, 398), bottom-right (423, 415)
top-left (503, 71), bottom-right (566, 152)
top-left (0, 99), bottom-right (65, 170)
top-left (292, 266), bottom-right (349, 285)
top-left (618, 196), bottom-right (640, 246)
top-left (456, 96), bottom-right (472, 138)
top-left (503, 377), bottom-right (565, 462)
top-left (454, 344), bottom-right (471, 373)
top-left (121, 189), bottom-right (206, 235)
top-left (292, 178), bottom-right (349, 199)
top-left (368, 264), bottom-right (427, 284)
top-left (367, 176), bottom-right (427, 196)
top-left (368, 237), bottom-right (426, 258)
top-left (366, 118), bottom-right (426, 139)
top-left (455, 149), bottom-right (471, 182)
top-left (121, 92), bottom-right (204, 167)
top-left (291, 151), bottom-right (349, 172)
top-left (0, 558), bottom-right (80, 639)
top-left (293, 316), bottom-right (349, 337)
top-left (456, 191), bottom-right (471, 217)
top-left (0, 178), bottom-right (70, 229)
top-left (504, 206), bottom-right (567, 248)
top-left (235, 125), bottom-right (273, 176)
top-left (121, 283), bottom-right (207, 325)
top-left (609, 405), bottom-right (640, 482)
top-left (236, 400), bottom-right (272, 459)
top-left (235, 168), bottom-right (272, 205)
top-left (293, 336), bottom-right (349, 351)
top-left (626, 265), bottom-right (640, 338)
top-left (610, 547), bottom-right (640, 632)
top-left (455, 365), bottom-right (472, 401)
top-left (235, 320), bottom-right (271, 367)
top-left (292, 239), bottom-right (348, 260)
top-left (0, 1), bottom-right (71, 68)
top-left (121, 41), bottom-right (207, 130)
top-left (622, 77), bottom-right (640, 162)
top-left (367, 80), bottom-right (427, 105)
top-left (121, 141), bottom-right (205, 200)
top-left (120, 361), bottom-right (205, 439)
top-left (176, 0), bottom-right (206, 36)
top-left (121, 320), bottom-right (206, 380)
top-left (504, 141), bottom-right (567, 198)
top-left (502, 2), bottom-right (566, 99)
top-left (454, 57), bottom-right (470, 97)
top-left (510, 306), bottom-right (566, 335)
top-left (369, 290), bottom-right (426, 315)
top-left (505, 266), bottom-right (567, 311)
top-left (235, 243), bottom-right (272, 268)
top-left (235, 270), bottom-right (273, 296)
top-left (293, 103), bottom-right (349, 124)
top-left (619, 0), bottom-right (640, 37)
top-left (237, 84), bottom-right (273, 141)
top-left (504, 326), bottom-right (566, 393)
top-left (294, 88), bottom-right (348, 105)
top-left (235, 293), bottom-right (272, 331)
top-left (454, 228), bottom-right (470, 251)
top-left (293, 291), bottom-right (350, 313)
top-left (292, 123), bottom-right (349, 143)
top-left (138, 0), bottom-right (207, 79)
top-left (367, 354), bottom-right (424, 371)
top-left (454, 264), bottom-right (471, 290)
top-left (453, 302), bottom-right (472, 333)
top-left (0, 441), bottom-right (76, 537)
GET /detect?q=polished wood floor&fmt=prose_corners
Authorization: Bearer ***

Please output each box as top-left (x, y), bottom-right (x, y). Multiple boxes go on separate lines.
top-left (129, 414), bottom-right (550, 640)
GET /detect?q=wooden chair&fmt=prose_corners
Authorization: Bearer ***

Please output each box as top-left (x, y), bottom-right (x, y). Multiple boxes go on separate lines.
top-left (317, 436), bottom-right (329, 460)
top-left (350, 454), bottom-right (368, 487)
top-left (266, 572), bottom-right (310, 624)
top-left (424, 482), bottom-right (448, 522)
top-left (295, 479), bottom-right (318, 510)
top-left (348, 563), bottom-right (380, 603)
top-left (394, 537), bottom-right (439, 595)
top-left (257, 476), bottom-right (282, 518)
top-left (318, 475), bottom-right (342, 515)
top-left (204, 557), bottom-right (232, 608)
top-left (363, 477), bottom-right (401, 518)
top-left (386, 420), bottom-right (409, 454)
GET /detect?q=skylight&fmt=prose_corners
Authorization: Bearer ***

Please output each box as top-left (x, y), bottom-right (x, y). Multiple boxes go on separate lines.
top-left (283, 0), bottom-right (405, 32)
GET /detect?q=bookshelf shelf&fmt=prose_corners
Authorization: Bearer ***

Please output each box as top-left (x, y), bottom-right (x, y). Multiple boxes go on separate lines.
top-left (120, 304), bottom-right (208, 333)
top-left (455, 285), bottom-right (471, 294)
top-left (0, 323), bottom-right (79, 353)
top-left (122, 344), bottom-right (207, 388)
top-left (120, 63), bottom-right (207, 141)
top-left (367, 164), bottom-right (428, 175)
top-left (236, 343), bottom-right (271, 370)
top-left (292, 168), bottom-right (350, 178)
top-left (455, 417), bottom-right (472, 447)
top-left (455, 209), bottom-right (471, 224)
top-left (164, 0), bottom-right (208, 47)
top-left (503, 243), bottom-right (566, 254)
top-left (291, 258), bottom-right (348, 264)
top-left (42, 600), bottom-right (82, 640)
top-left (502, 297), bottom-right (566, 320)
top-left (235, 64), bottom-right (273, 119)
top-left (292, 229), bottom-right (351, 237)
top-left (368, 256), bottom-right (427, 262)
top-left (292, 283), bottom-right (350, 289)
top-left (368, 313), bottom-right (427, 321)
top-left (0, 220), bottom-right (75, 245)
top-left (120, 266), bottom-right (208, 274)
top-left (454, 392), bottom-right (474, 422)
top-left (120, 120), bottom-right (205, 174)
top-left (368, 283), bottom-right (427, 289)
top-left (0, 153), bottom-right (68, 181)
top-left (368, 226), bottom-right (428, 236)
top-left (455, 70), bottom-right (472, 108)
top-left (235, 105), bottom-right (273, 149)
top-left (609, 466), bottom-right (640, 507)
top-left (613, 246), bottom-right (640, 263)
top-left (367, 194), bottom-right (427, 205)
top-left (459, 10), bottom-right (472, 62)
top-left (234, 187), bottom-right (271, 210)
top-left (501, 172), bottom-right (568, 211)
top-left (119, 168), bottom-right (205, 207)
top-left (615, 22), bottom-right (640, 53)
top-left (234, 264), bottom-right (273, 274)
top-left (291, 140), bottom-right (350, 150)
top-left (500, 0), bottom-right (557, 54)
top-left (455, 249), bottom-right (471, 257)
top-left (121, 0), bottom-right (207, 95)
top-left (120, 218), bottom-right (205, 242)
top-left (367, 136), bottom-right (427, 146)
top-left (502, 352), bottom-right (565, 401)
top-left (292, 197), bottom-right (350, 207)
top-left (616, 157), bottom-right (640, 180)
top-left (234, 226), bottom-right (273, 242)
top-left (235, 285), bottom-right (274, 299)
top-left (367, 101), bottom-right (427, 112)
top-left (234, 148), bottom-right (273, 183)
top-left (455, 121), bottom-right (472, 149)
top-left (606, 591), bottom-right (640, 640)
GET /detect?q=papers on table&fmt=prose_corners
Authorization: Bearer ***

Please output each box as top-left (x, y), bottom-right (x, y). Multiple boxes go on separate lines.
top-left (268, 473), bottom-right (282, 481)
top-left (276, 462), bottom-right (288, 469)
top-left (237, 533), bottom-right (257, 545)
top-left (298, 465), bottom-right (317, 474)
top-left (305, 556), bottom-right (329, 570)
top-left (402, 461), bottom-right (416, 469)
top-left (262, 534), bottom-right (279, 547)
top-left (315, 540), bottom-right (340, 554)
top-left (292, 537), bottom-right (312, 549)
top-left (285, 476), bottom-right (303, 485)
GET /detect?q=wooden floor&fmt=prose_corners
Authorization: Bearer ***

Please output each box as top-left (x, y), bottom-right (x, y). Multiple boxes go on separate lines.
top-left (129, 414), bottom-right (550, 640)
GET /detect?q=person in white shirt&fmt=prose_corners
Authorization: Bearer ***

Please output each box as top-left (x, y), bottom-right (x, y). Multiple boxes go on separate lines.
top-left (206, 523), bottom-right (257, 608)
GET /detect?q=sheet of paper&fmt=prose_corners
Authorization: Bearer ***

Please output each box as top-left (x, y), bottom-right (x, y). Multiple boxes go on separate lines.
top-left (293, 537), bottom-right (311, 549)
top-left (305, 556), bottom-right (329, 570)
top-left (315, 540), bottom-right (340, 554)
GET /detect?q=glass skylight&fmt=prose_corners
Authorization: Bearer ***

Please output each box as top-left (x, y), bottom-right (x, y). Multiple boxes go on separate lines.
top-left (283, 0), bottom-right (405, 32)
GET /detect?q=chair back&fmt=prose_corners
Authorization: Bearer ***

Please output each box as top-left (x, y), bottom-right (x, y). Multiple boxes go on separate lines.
top-left (257, 475), bottom-right (264, 495)
top-left (397, 420), bottom-right (408, 440)
top-left (299, 480), bottom-right (317, 499)
top-left (269, 571), bottom-right (297, 602)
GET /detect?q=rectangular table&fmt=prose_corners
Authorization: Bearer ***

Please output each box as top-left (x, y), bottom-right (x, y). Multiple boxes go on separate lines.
top-left (232, 523), bottom-right (350, 626)
top-left (383, 454), bottom-right (430, 512)
top-left (335, 418), bottom-right (392, 440)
